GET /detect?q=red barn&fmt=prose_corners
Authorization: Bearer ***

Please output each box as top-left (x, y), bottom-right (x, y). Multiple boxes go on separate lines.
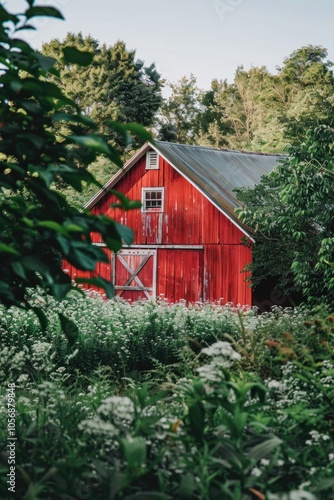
top-left (67, 141), bottom-right (279, 305)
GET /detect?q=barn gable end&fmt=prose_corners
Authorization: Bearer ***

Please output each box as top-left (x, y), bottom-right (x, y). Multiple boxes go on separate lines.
top-left (67, 142), bottom-right (279, 305)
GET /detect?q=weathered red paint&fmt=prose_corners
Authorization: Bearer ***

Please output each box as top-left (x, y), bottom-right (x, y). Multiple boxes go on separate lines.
top-left (66, 153), bottom-right (252, 305)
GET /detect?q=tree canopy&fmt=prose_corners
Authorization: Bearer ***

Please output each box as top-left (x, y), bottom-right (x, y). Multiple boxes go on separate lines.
top-left (162, 46), bottom-right (334, 154)
top-left (158, 74), bottom-right (202, 144)
top-left (41, 33), bottom-right (163, 148)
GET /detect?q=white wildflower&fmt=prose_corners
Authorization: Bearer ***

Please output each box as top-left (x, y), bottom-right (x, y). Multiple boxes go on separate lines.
top-left (267, 380), bottom-right (282, 389)
top-left (196, 364), bottom-right (222, 383)
top-left (97, 396), bottom-right (134, 424)
top-left (79, 418), bottom-right (118, 436)
top-left (251, 467), bottom-right (261, 477)
top-left (201, 341), bottom-right (241, 360)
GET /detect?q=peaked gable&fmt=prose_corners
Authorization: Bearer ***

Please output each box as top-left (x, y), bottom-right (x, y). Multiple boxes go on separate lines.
top-left (85, 141), bottom-right (280, 238)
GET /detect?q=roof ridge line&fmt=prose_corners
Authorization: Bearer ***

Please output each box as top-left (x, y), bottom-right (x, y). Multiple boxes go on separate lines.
top-left (155, 140), bottom-right (284, 157)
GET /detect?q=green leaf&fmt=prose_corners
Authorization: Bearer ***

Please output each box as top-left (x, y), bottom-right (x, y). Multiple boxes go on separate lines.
top-left (34, 53), bottom-right (56, 72)
top-left (63, 223), bottom-right (84, 233)
top-left (25, 6), bottom-right (64, 20)
top-left (193, 380), bottom-right (206, 396)
top-left (121, 437), bottom-right (146, 470)
top-left (56, 235), bottom-right (71, 255)
top-left (125, 123), bottom-right (153, 142)
top-left (0, 6), bottom-right (19, 24)
top-left (109, 471), bottom-right (126, 499)
top-left (248, 436), bottom-right (282, 463)
top-left (0, 243), bottom-right (19, 256)
top-left (103, 120), bottom-right (132, 146)
top-left (62, 47), bottom-right (94, 67)
top-left (188, 402), bottom-right (205, 441)
top-left (315, 478), bottom-right (334, 493)
top-left (49, 282), bottom-right (72, 302)
top-left (52, 112), bottom-right (96, 127)
top-left (21, 256), bottom-right (50, 276)
top-left (23, 134), bottom-right (45, 150)
top-left (124, 494), bottom-right (170, 500)
top-left (37, 220), bottom-right (66, 234)
top-left (15, 24), bottom-right (36, 32)
top-left (110, 190), bottom-right (142, 210)
top-left (0, 280), bottom-right (18, 306)
top-left (67, 241), bottom-right (108, 271)
top-left (58, 313), bottom-right (79, 346)
top-left (19, 100), bottom-right (42, 114)
top-left (101, 120), bottom-right (152, 151)
top-left (75, 277), bottom-right (114, 298)
top-left (114, 221), bottom-right (134, 246)
top-left (29, 306), bottom-right (49, 331)
top-left (12, 262), bottom-right (28, 281)
top-left (69, 134), bottom-right (111, 156)
top-left (179, 473), bottom-right (196, 499)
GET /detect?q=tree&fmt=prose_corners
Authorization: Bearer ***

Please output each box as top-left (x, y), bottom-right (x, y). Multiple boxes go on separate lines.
top-left (158, 74), bottom-right (202, 144)
top-left (195, 79), bottom-right (233, 148)
top-left (0, 1), bottom-right (149, 320)
top-left (41, 33), bottom-right (163, 148)
top-left (196, 46), bottom-right (334, 154)
top-left (235, 125), bottom-right (334, 305)
top-left (198, 67), bottom-right (286, 152)
top-left (277, 45), bottom-right (334, 145)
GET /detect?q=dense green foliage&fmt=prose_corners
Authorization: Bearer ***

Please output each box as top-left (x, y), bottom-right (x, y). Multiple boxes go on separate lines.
top-left (0, 1), bottom-right (148, 311)
top-left (41, 33), bottom-right (163, 148)
top-left (1, 293), bottom-right (334, 499)
top-left (160, 45), bottom-right (334, 153)
top-left (158, 74), bottom-right (202, 144)
top-left (235, 125), bottom-right (334, 305)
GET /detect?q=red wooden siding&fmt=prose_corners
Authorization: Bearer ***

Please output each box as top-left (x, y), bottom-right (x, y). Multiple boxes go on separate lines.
top-left (67, 152), bottom-right (253, 305)
top-left (90, 156), bottom-right (243, 246)
top-left (203, 245), bottom-right (252, 305)
top-left (157, 249), bottom-right (204, 303)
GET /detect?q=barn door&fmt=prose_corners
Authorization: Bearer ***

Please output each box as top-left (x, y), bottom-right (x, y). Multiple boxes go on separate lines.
top-left (113, 249), bottom-right (157, 300)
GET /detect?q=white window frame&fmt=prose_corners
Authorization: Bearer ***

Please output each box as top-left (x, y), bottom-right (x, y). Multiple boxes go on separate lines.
top-left (142, 187), bottom-right (164, 213)
top-left (146, 151), bottom-right (159, 170)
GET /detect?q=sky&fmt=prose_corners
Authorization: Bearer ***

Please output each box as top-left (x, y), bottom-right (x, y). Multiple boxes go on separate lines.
top-left (7, 0), bottom-right (334, 92)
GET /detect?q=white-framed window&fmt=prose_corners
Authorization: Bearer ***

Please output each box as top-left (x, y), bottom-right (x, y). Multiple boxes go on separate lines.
top-left (146, 151), bottom-right (159, 170)
top-left (142, 187), bottom-right (164, 212)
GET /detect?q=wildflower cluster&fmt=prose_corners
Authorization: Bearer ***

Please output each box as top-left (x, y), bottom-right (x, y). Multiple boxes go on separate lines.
top-left (0, 292), bottom-right (333, 498)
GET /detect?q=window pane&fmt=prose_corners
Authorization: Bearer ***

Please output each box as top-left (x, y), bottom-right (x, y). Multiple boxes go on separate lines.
top-left (143, 189), bottom-right (163, 211)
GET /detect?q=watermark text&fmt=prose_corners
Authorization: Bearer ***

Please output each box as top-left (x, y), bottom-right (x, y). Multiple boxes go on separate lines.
top-left (6, 383), bottom-right (16, 494)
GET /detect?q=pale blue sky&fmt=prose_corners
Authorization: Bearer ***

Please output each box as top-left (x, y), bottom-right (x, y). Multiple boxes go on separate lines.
top-left (7, 0), bottom-right (334, 90)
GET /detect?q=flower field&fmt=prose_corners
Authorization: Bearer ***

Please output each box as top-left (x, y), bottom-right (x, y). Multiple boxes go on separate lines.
top-left (0, 291), bottom-right (333, 499)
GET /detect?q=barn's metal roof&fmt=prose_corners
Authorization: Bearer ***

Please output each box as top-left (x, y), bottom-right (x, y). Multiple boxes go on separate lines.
top-left (154, 141), bottom-right (281, 228)
top-left (85, 141), bottom-right (282, 238)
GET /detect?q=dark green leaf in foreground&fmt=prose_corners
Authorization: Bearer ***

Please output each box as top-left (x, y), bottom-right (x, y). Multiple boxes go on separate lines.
top-left (75, 277), bottom-right (115, 298)
top-left (110, 190), bottom-right (142, 210)
top-left (248, 436), bottom-right (282, 463)
top-left (121, 437), bottom-right (146, 470)
top-left (62, 46), bottom-right (94, 66)
top-left (25, 6), bottom-right (64, 20)
top-left (58, 312), bottom-right (79, 345)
